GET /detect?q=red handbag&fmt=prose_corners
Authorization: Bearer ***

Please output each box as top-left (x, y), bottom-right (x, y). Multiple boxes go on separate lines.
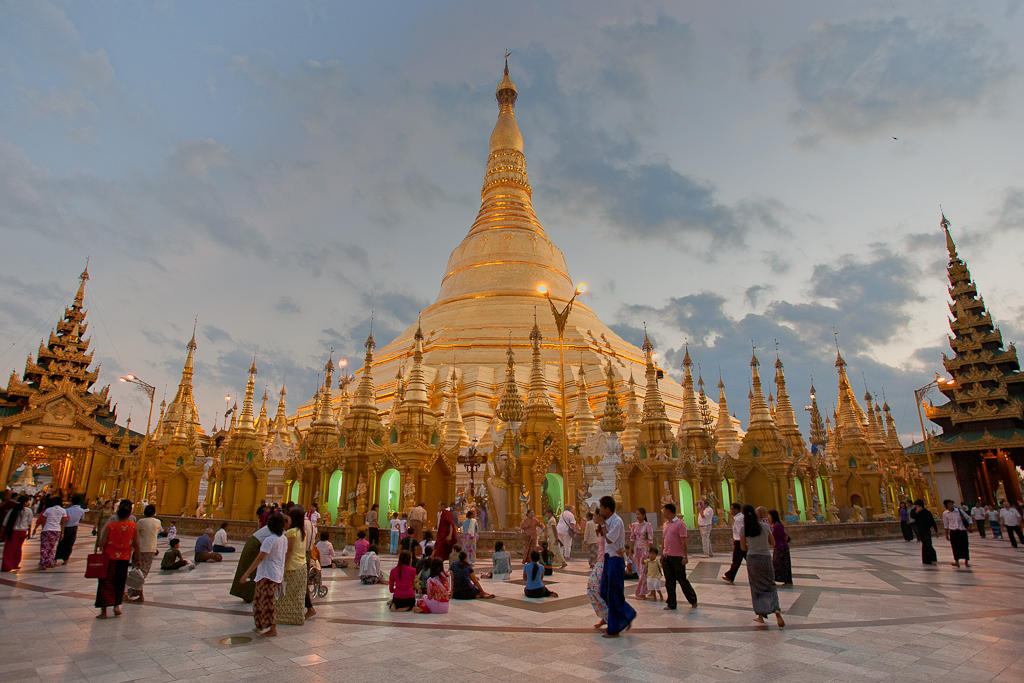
top-left (85, 552), bottom-right (109, 579)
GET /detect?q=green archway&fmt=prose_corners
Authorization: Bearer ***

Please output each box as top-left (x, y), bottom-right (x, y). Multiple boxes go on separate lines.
top-left (289, 481), bottom-right (300, 503)
top-left (327, 470), bottom-right (343, 522)
top-left (379, 468), bottom-right (401, 527)
top-left (794, 477), bottom-right (807, 521)
top-left (678, 479), bottom-right (695, 528)
top-left (543, 473), bottom-right (564, 514)
top-left (815, 476), bottom-right (827, 507)
top-left (721, 479), bottom-right (732, 511)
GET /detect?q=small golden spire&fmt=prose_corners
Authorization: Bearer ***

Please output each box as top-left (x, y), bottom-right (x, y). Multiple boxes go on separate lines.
top-left (942, 210), bottom-right (958, 261)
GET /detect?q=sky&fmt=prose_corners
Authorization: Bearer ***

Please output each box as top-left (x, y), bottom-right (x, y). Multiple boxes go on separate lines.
top-left (1, 0), bottom-right (1022, 442)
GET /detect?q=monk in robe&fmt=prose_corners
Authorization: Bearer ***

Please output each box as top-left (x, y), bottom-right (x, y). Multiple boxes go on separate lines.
top-left (434, 503), bottom-right (458, 565)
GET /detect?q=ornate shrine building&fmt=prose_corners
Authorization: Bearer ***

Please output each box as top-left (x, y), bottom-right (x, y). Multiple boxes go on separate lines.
top-left (905, 215), bottom-right (1024, 505)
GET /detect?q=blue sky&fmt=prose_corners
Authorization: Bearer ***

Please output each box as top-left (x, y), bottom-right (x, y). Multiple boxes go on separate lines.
top-left (1, 0), bottom-right (1022, 439)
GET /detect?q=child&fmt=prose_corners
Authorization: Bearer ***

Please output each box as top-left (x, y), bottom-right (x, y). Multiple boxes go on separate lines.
top-left (389, 513), bottom-right (401, 554)
top-left (160, 538), bottom-right (194, 571)
top-left (420, 530), bottom-right (435, 554)
top-left (483, 541), bottom-right (511, 580)
top-left (165, 523), bottom-right (178, 542)
top-left (645, 546), bottom-right (664, 602)
top-left (359, 544), bottom-right (383, 584)
top-left (540, 541), bottom-right (554, 576)
top-left (523, 550), bottom-right (559, 598)
top-left (414, 558), bottom-right (451, 614)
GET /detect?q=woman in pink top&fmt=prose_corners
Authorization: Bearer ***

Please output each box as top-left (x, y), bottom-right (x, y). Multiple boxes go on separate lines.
top-left (388, 550), bottom-right (417, 612)
top-left (414, 558), bottom-right (450, 614)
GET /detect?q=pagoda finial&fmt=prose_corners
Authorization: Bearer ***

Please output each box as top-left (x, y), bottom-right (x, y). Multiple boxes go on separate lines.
top-left (942, 210), bottom-right (959, 261)
top-left (73, 258), bottom-right (90, 309)
top-left (490, 54), bottom-right (522, 154)
top-left (496, 339), bottom-right (525, 423)
top-left (239, 354), bottom-right (258, 432)
top-left (599, 360), bottom-right (625, 433)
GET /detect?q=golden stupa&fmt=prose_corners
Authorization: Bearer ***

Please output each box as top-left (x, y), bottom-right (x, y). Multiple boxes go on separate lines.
top-left (294, 60), bottom-right (691, 439)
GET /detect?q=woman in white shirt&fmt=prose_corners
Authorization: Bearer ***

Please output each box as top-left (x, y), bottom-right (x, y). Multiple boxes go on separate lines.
top-left (2, 495), bottom-right (33, 572)
top-left (39, 496), bottom-right (67, 570)
top-left (239, 514), bottom-right (288, 637)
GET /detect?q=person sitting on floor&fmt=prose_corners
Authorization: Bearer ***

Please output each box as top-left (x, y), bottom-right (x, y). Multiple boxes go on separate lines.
top-left (359, 544), bottom-right (383, 584)
top-left (482, 541), bottom-right (511, 580)
top-left (414, 558), bottom-right (451, 614)
top-left (213, 522), bottom-right (236, 553)
top-left (523, 550), bottom-right (559, 598)
top-left (195, 528), bottom-right (224, 563)
top-left (416, 547), bottom-right (433, 595)
top-left (354, 530), bottom-right (370, 565)
top-left (540, 541), bottom-right (554, 576)
top-left (160, 538), bottom-right (194, 571)
top-left (316, 531), bottom-right (348, 568)
top-left (450, 551), bottom-right (495, 600)
top-left (388, 550), bottom-right (417, 612)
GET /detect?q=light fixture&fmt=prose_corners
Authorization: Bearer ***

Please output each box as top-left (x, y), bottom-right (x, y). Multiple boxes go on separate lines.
top-left (537, 284), bottom-right (547, 294)
top-left (576, 282), bottom-right (587, 294)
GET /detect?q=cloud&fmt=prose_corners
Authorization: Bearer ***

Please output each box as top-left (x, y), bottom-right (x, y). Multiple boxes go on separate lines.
top-left (993, 187), bottom-right (1024, 231)
top-left (203, 325), bottom-right (233, 344)
top-left (783, 17), bottom-right (1014, 136)
top-left (745, 285), bottom-right (772, 307)
top-left (274, 296), bottom-right (302, 314)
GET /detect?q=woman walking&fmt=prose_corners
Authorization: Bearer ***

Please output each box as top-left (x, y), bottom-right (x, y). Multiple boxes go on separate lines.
top-left (768, 509), bottom-right (792, 586)
top-left (239, 513), bottom-right (288, 637)
top-left (740, 505), bottom-right (784, 627)
top-left (278, 507), bottom-right (309, 625)
top-left (460, 510), bottom-right (479, 564)
top-left (910, 499), bottom-right (938, 565)
top-left (2, 495), bottom-right (32, 572)
top-left (630, 507), bottom-right (654, 599)
top-left (38, 496), bottom-right (67, 570)
top-left (95, 501), bottom-right (139, 619)
top-left (586, 517), bottom-right (608, 629)
top-left (544, 509), bottom-right (566, 569)
top-left (898, 501), bottom-right (914, 541)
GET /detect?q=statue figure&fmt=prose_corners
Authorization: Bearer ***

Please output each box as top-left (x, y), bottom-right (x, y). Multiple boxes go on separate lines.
top-left (852, 504), bottom-right (865, 523)
top-left (577, 481), bottom-right (590, 514)
top-left (827, 503), bottom-right (840, 522)
top-left (484, 454), bottom-right (509, 529)
top-left (660, 480), bottom-right (674, 509)
top-left (811, 491), bottom-right (821, 515)
top-left (403, 478), bottom-right (417, 508)
top-left (355, 474), bottom-right (367, 515)
top-left (786, 492), bottom-right (795, 514)
top-left (519, 483), bottom-right (530, 515)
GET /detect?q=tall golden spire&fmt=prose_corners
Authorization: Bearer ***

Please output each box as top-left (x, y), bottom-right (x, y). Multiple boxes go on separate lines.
top-left (402, 322), bottom-right (429, 407)
top-left (442, 367), bottom-right (469, 450)
top-left (773, 353), bottom-right (800, 435)
top-left (808, 382), bottom-right (827, 453)
top-left (882, 401), bottom-right (902, 453)
top-left (273, 385), bottom-right (289, 434)
top-left (313, 355), bottom-right (336, 425)
top-left (256, 388), bottom-right (269, 438)
top-left (942, 210), bottom-right (958, 262)
top-left (864, 391), bottom-right (885, 447)
top-left (570, 362), bottom-right (597, 443)
top-left (621, 371), bottom-right (642, 452)
top-left (748, 349), bottom-right (773, 427)
top-left (834, 350), bottom-right (866, 442)
top-left (526, 318), bottom-right (553, 412)
top-left (495, 338), bottom-right (526, 423)
top-left (238, 355), bottom-right (258, 432)
top-left (599, 361), bottom-right (625, 433)
top-left (640, 329), bottom-right (669, 425)
top-left (678, 344), bottom-right (703, 437)
top-left (714, 376), bottom-right (741, 455)
top-left (73, 259), bottom-right (89, 310)
top-left (352, 333), bottom-right (378, 409)
top-left (159, 326), bottom-right (204, 439)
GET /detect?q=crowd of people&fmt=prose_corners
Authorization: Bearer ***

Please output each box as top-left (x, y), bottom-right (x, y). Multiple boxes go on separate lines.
top-left (902, 498), bottom-right (1024, 567)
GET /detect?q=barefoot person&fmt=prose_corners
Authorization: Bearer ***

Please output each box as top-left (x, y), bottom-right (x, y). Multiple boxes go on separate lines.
top-left (942, 499), bottom-right (971, 568)
top-left (239, 513), bottom-right (287, 637)
top-left (94, 500), bottom-right (140, 620)
top-left (741, 505), bottom-right (784, 628)
top-left (598, 496), bottom-right (636, 638)
top-left (660, 503), bottom-right (697, 610)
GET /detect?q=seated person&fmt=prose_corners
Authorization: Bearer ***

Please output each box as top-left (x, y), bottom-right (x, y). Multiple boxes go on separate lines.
top-left (316, 531), bottom-right (348, 568)
top-left (359, 544), bottom-right (383, 584)
top-left (414, 558), bottom-right (450, 614)
top-left (450, 551), bottom-right (495, 600)
top-left (482, 541), bottom-right (511, 580)
top-left (195, 528), bottom-right (224, 563)
top-left (448, 543), bottom-right (463, 568)
top-left (160, 538), bottom-right (193, 571)
top-left (539, 541), bottom-right (554, 576)
top-left (416, 547), bottom-right (434, 595)
top-left (354, 530), bottom-right (370, 565)
top-left (523, 550), bottom-right (559, 598)
top-left (420, 530), bottom-right (434, 555)
top-left (212, 522), bottom-right (236, 553)
top-left (388, 550), bottom-right (417, 612)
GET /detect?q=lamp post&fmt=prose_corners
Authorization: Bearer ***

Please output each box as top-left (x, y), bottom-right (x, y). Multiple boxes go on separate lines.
top-left (119, 373), bottom-right (156, 501)
top-left (914, 376), bottom-right (952, 505)
top-left (458, 438), bottom-right (487, 498)
top-left (538, 281), bottom-right (587, 472)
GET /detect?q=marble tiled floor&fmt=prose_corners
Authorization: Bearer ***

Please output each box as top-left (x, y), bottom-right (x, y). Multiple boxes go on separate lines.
top-left (1, 528), bottom-right (1022, 682)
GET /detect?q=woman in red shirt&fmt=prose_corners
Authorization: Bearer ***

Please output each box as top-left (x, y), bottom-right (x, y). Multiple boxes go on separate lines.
top-left (95, 500), bottom-right (140, 619)
top-left (388, 550), bottom-right (417, 612)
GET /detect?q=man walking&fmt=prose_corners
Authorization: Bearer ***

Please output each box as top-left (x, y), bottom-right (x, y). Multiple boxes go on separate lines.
top-left (557, 505), bottom-right (577, 560)
top-left (697, 499), bottom-right (714, 557)
top-left (971, 501), bottom-right (987, 538)
top-left (722, 503), bottom-right (746, 584)
top-left (598, 496), bottom-right (636, 638)
top-left (942, 499), bottom-right (970, 568)
top-left (130, 504), bottom-right (163, 601)
top-left (999, 501), bottom-right (1023, 548)
top-left (661, 503), bottom-right (698, 610)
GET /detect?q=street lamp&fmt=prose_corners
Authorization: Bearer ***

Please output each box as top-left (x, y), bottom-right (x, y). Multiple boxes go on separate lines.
top-left (458, 438), bottom-right (487, 499)
top-left (913, 375), bottom-right (951, 505)
top-left (538, 281), bottom-right (587, 471)
top-left (119, 374), bottom-right (156, 500)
